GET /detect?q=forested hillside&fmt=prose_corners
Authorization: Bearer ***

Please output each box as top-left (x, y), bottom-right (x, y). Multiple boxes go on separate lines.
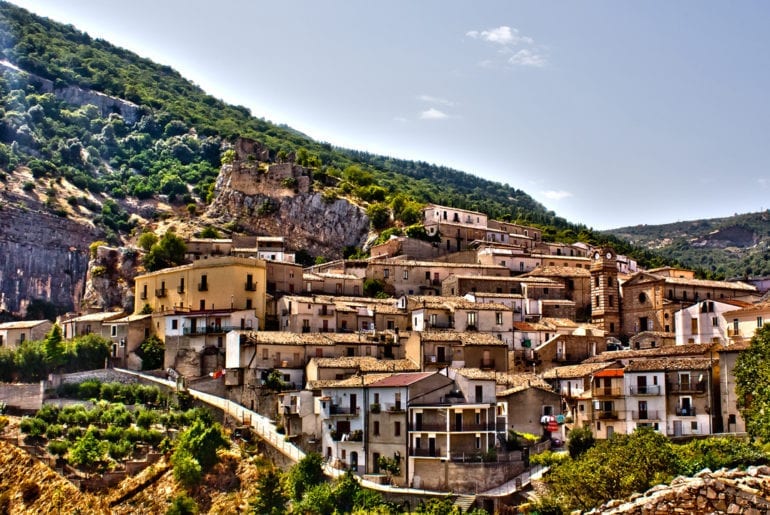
top-left (606, 210), bottom-right (770, 279)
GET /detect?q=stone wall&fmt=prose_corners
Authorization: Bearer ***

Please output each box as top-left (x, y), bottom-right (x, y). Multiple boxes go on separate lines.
top-left (412, 459), bottom-right (525, 494)
top-left (0, 381), bottom-right (44, 412)
top-left (588, 467), bottom-right (770, 514)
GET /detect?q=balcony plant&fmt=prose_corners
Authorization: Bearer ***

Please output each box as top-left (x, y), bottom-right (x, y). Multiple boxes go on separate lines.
top-left (370, 403), bottom-right (381, 414)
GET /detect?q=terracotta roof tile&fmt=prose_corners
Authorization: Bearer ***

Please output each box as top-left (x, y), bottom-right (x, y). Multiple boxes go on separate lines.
top-left (625, 357), bottom-right (713, 372)
top-left (542, 362), bottom-right (614, 379)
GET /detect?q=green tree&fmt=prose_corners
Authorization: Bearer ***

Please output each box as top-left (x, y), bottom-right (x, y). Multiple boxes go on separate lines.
top-left (70, 427), bottom-right (108, 469)
top-left (545, 428), bottom-right (678, 511)
top-left (143, 231), bottom-right (187, 272)
top-left (287, 452), bottom-right (325, 501)
top-left (167, 493), bottom-right (199, 515)
top-left (137, 231), bottom-right (158, 251)
top-left (567, 426), bottom-right (595, 459)
top-left (173, 418), bottom-right (228, 471)
top-left (735, 324), bottom-right (770, 441)
top-left (367, 202), bottom-right (391, 230)
top-left (70, 333), bottom-right (110, 371)
top-left (249, 467), bottom-right (287, 515)
top-left (43, 323), bottom-right (66, 370)
top-left (137, 335), bottom-right (165, 370)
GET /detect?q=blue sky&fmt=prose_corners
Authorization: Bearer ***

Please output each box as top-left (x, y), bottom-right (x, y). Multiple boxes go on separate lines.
top-left (9, 1), bottom-right (770, 230)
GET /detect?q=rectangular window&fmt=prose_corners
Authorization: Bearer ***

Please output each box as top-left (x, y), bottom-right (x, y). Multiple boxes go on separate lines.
top-left (383, 269), bottom-right (389, 278)
top-left (712, 317), bottom-right (718, 327)
top-left (394, 421), bottom-right (401, 436)
top-left (609, 295), bottom-right (614, 307)
top-left (758, 317), bottom-right (764, 328)
top-left (496, 312), bottom-right (503, 325)
top-left (262, 348), bottom-right (268, 360)
top-left (374, 393), bottom-right (379, 404)
top-left (467, 312), bottom-right (477, 328)
top-left (373, 421), bottom-right (380, 436)
top-left (403, 269), bottom-right (408, 280)
top-left (171, 319), bottom-right (178, 330)
top-left (111, 325), bottom-right (117, 337)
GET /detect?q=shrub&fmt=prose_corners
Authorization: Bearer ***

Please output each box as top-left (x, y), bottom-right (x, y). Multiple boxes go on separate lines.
top-left (48, 439), bottom-right (70, 458)
top-left (19, 417), bottom-right (47, 438)
top-left (78, 379), bottom-right (101, 399)
top-left (172, 451), bottom-right (202, 488)
top-left (46, 423), bottom-right (64, 439)
top-left (167, 492), bottom-right (199, 515)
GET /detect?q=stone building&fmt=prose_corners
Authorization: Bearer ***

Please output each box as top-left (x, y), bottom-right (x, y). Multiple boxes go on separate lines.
top-left (0, 319), bottom-right (52, 349)
top-left (620, 270), bottom-right (758, 338)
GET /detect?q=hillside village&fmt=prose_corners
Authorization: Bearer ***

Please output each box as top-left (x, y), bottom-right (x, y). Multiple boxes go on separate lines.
top-left (2, 199), bottom-right (767, 506)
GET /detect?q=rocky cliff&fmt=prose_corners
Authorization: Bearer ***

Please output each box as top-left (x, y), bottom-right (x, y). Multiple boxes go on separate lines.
top-left (205, 142), bottom-right (370, 259)
top-left (81, 245), bottom-right (141, 313)
top-left (0, 193), bottom-right (99, 316)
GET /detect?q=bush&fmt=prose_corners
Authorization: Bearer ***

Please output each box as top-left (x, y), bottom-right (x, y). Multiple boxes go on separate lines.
top-left (172, 451), bottom-right (202, 488)
top-left (78, 379), bottom-right (102, 400)
top-left (19, 417), bottom-right (47, 438)
top-left (46, 423), bottom-right (64, 439)
top-left (48, 439), bottom-right (70, 458)
top-left (167, 492), bottom-right (199, 515)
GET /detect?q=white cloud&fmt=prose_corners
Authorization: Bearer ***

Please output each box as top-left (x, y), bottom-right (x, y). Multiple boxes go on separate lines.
top-left (418, 94), bottom-right (455, 107)
top-left (420, 108), bottom-right (449, 120)
top-left (466, 25), bottom-right (547, 68)
top-left (509, 49), bottom-right (547, 67)
top-left (542, 190), bottom-right (573, 201)
top-left (466, 26), bottom-right (532, 46)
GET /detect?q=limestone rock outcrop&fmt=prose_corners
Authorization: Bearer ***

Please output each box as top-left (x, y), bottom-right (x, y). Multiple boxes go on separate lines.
top-left (206, 144), bottom-right (370, 259)
top-left (81, 245), bottom-right (141, 312)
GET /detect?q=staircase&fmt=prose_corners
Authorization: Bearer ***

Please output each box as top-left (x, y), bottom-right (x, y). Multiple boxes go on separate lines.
top-left (454, 494), bottom-right (477, 512)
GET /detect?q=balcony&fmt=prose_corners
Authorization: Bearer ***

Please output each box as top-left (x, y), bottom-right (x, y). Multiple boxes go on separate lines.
top-left (631, 410), bottom-right (660, 420)
top-left (466, 324), bottom-right (478, 332)
top-left (140, 292), bottom-right (148, 300)
top-left (182, 325), bottom-right (235, 335)
top-left (273, 360), bottom-right (300, 369)
top-left (480, 359), bottom-right (495, 370)
top-left (329, 405), bottom-right (359, 416)
top-left (410, 447), bottom-right (442, 458)
top-left (317, 308), bottom-right (334, 316)
top-left (408, 422), bottom-right (497, 432)
top-left (674, 406), bottom-right (697, 417)
top-left (426, 322), bottom-right (454, 330)
top-left (198, 282), bottom-right (209, 291)
top-left (155, 288), bottom-right (167, 298)
top-left (177, 285), bottom-right (185, 294)
top-left (629, 385), bottom-right (662, 396)
top-left (592, 387), bottom-right (623, 397)
top-left (384, 403), bottom-right (404, 413)
top-left (409, 422), bottom-right (447, 432)
top-left (594, 410), bottom-right (619, 420)
top-left (245, 282), bottom-right (257, 292)
top-left (424, 355), bottom-right (451, 365)
top-left (668, 381), bottom-right (706, 394)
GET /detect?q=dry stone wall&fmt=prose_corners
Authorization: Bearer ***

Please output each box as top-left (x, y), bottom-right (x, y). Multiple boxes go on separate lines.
top-left (587, 467), bottom-right (770, 514)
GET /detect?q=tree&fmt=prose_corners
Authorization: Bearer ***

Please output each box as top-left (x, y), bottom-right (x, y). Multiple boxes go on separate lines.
top-left (367, 202), bottom-right (391, 230)
top-left (143, 231), bottom-right (187, 272)
top-left (567, 426), bottom-right (595, 459)
top-left (137, 335), bottom-right (164, 370)
top-left (545, 428), bottom-right (678, 511)
top-left (735, 324), bottom-right (770, 440)
top-left (71, 333), bottom-right (110, 371)
top-left (287, 452), bottom-right (325, 501)
top-left (137, 231), bottom-right (158, 251)
top-left (43, 323), bottom-right (66, 370)
top-left (70, 427), bottom-right (108, 469)
top-left (249, 468), bottom-right (287, 515)
top-left (167, 493), bottom-right (199, 515)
